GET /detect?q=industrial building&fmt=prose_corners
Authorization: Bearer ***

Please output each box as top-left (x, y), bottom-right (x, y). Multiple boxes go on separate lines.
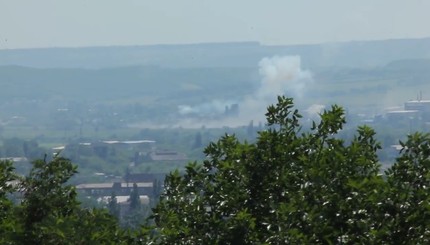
top-left (404, 100), bottom-right (430, 121)
top-left (384, 97), bottom-right (430, 125)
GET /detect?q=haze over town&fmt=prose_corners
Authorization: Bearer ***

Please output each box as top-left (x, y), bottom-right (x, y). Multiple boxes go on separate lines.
top-left (2, 2), bottom-right (430, 240)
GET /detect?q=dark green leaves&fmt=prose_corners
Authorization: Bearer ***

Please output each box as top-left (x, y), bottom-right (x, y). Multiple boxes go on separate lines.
top-left (151, 96), bottom-right (387, 243)
top-left (150, 96), bottom-right (430, 244)
top-left (1, 96), bottom-right (430, 243)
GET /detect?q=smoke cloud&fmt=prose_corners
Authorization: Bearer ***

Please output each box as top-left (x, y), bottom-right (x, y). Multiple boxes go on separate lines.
top-left (178, 100), bottom-right (234, 116)
top-left (305, 104), bottom-right (325, 118)
top-left (237, 55), bottom-right (313, 124)
top-left (257, 56), bottom-right (312, 100)
top-left (175, 55), bottom-right (313, 128)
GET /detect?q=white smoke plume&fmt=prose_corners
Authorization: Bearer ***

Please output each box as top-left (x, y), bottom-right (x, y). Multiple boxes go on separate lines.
top-left (305, 104), bottom-right (326, 118)
top-left (178, 100), bottom-right (236, 116)
top-left (257, 56), bottom-right (312, 100)
top-left (175, 55), bottom-right (313, 128)
top-left (238, 55), bottom-right (313, 123)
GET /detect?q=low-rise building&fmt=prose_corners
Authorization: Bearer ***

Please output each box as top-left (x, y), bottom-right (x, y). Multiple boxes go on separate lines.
top-left (76, 182), bottom-right (153, 196)
top-left (148, 150), bottom-right (188, 161)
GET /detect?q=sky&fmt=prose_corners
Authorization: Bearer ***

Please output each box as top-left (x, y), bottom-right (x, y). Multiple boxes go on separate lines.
top-left (1, 0), bottom-right (430, 49)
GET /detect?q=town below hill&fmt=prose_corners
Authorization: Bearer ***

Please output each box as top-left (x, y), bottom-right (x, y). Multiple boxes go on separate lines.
top-left (1, 38), bottom-right (430, 219)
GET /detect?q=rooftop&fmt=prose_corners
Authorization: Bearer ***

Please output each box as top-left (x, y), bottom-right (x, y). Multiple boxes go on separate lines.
top-left (76, 182), bottom-right (153, 189)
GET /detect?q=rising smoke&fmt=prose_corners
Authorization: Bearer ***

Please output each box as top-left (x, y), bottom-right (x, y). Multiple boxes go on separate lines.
top-left (256, 56), bottom-right (312, 100)
top-left (238, 55), bottom-right (313, 124)
top-left (176, 55), bottom-right (314, 127)
top-left (178, 100), bottom-right (232, 116)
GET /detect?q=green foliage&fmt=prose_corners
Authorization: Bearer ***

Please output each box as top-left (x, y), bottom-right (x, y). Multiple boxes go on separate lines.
top-left (0, 155), bottom-right (132, 244)
top-left (121, 183), bottom-right (153, 230)
top-left (150, 95), bottom-right (430, 244)
top-left (0, 160), bottom-right (19, 244)
top-left (2, 95), bottom-right (430, 244)
top-left (21, 155), bottom-right (79, 228)
top-left (380, 132), bottom-right (430, 242)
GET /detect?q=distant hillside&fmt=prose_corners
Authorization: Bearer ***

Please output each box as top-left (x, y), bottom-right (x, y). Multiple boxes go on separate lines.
top-left (1, 38), bottom-right (430, 69)
top-left (0, 65), bottom-right (257, 105)
top-left (385, 58), bottom-right (430, 72)
top-left (1, 57), bottom-right (430, 117)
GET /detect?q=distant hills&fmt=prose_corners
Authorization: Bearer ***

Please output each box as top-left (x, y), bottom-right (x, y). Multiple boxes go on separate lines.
top-left (1, 37), bottom-right (430, 128)
top-left (1, 38), bottom-right (430, 69)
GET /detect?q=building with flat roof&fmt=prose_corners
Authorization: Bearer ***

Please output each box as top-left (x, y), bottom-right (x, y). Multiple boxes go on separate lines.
top-left (404, 100), bottom-right (430, 121)
top-left (385, 110), bottom-right (419, 121)
top-left (76, 182), bottom-right (153, 196)
top-left (148, 150), bottom-right (188, 161)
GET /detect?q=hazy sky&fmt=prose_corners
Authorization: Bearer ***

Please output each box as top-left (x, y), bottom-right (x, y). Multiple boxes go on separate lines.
top-left (1, 0), bottom-right (429, 49)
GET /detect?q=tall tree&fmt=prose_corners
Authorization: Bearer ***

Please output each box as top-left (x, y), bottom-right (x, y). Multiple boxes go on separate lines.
top-left (150, 96), bottom-right (387, 244)
top-left (108, 191), bottom-right (120, 219)
top-left (15, 155), bottom-right (125, 244)
top-left (21, 155), bottom-right (79, 231)
top-left (129, 183), bottom-right (141, 211)
top-left (378, 132), bottom-right (430, 243)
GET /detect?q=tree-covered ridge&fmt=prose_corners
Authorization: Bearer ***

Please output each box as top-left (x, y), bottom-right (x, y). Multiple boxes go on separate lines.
top-left (1, 96), bottom-right (430, 244)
